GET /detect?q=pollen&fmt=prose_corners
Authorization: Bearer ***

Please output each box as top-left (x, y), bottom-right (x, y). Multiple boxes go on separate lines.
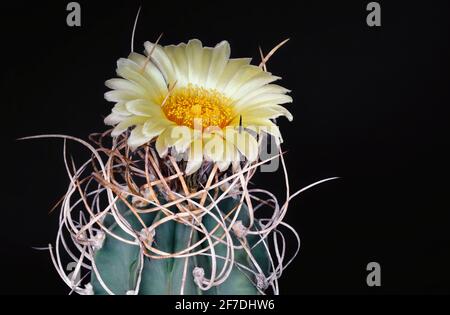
top-left (162, 84), bottom-right (234, 129)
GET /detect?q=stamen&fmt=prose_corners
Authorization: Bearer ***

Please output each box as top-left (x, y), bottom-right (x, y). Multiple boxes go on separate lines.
top-left (162, 84), bottom-right (234, 129)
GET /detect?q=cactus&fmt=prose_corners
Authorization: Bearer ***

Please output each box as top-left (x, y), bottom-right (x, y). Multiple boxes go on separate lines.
top-left (91, 197), bottom-right (269, 295)
top-left (24, 37), bottom-right (337, 295)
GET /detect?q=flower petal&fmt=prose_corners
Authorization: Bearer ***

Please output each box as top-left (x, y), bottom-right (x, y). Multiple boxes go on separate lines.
top-left (199, 47), bottom-right (213, 87)
top-left (142, 120), bottom-right (171, 138)
top-left (105, 78), bottom-right (147, 96)
top-left (104, 90), bottom-right (138, 103)
top-left (185, 160), bottom-right (202, 175)
top-left (125, 99), bottom-right (165, 117)
top-left (128, 125), bottom-right (152, 150)
top-left (104, 112), bottom-right (128, 126)
top-left (230, 72), bottom-right (280, 100)
top-left (166, 126), bottom-right (193, 153)
top-left (203, 133), bottom-right (224, 163)
top-left (216, 58), bottom-right (252, 91)
top-left (111, 116), bottom-right (148, 137)
top-left (144, 41), bottom-right (177, 85)
top-left (204, 41), bottom-right (230, 89)
top-left (185, 139), bottom-right (203, 175)
top-left (234, 93), bottom-right (293, 112)
top-left (240, 105), bottom-right (293, 121)
top-left (185, 39), bottom-right (203, 86)
top-left (116, 58), bottom-right (166, 102)
top-left (155, 129), bottom-right (169, 157)
top-left (164, 43), bottom-right (190, 87)
top-left (127, 52), bottom-right (168, 94)
top-left (233, 84), bottom-right (290, 107)
top-left (222, 65), bottom-right (262, 96)
top-left (111, 102), bottom-right (131, 116)
top-left (224, 128), bottom-right (258, 162)
top-left (230, 117), bottom-right (284, 144)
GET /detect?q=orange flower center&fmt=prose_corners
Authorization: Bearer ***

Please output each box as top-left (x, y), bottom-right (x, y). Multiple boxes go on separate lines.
top-left (162, 84), bottom-right (234, 129)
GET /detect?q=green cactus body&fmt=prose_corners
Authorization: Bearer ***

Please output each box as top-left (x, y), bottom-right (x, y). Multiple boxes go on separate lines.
top-left (91, 197), bottom-right (270, 295)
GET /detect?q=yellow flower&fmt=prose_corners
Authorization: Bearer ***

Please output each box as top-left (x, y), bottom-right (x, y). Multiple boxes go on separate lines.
top-left (104, 39), bottom-right (292, 174)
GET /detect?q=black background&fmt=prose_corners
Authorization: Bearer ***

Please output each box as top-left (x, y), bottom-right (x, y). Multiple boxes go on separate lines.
top-left (1, 0), bottom-right (449, 295)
